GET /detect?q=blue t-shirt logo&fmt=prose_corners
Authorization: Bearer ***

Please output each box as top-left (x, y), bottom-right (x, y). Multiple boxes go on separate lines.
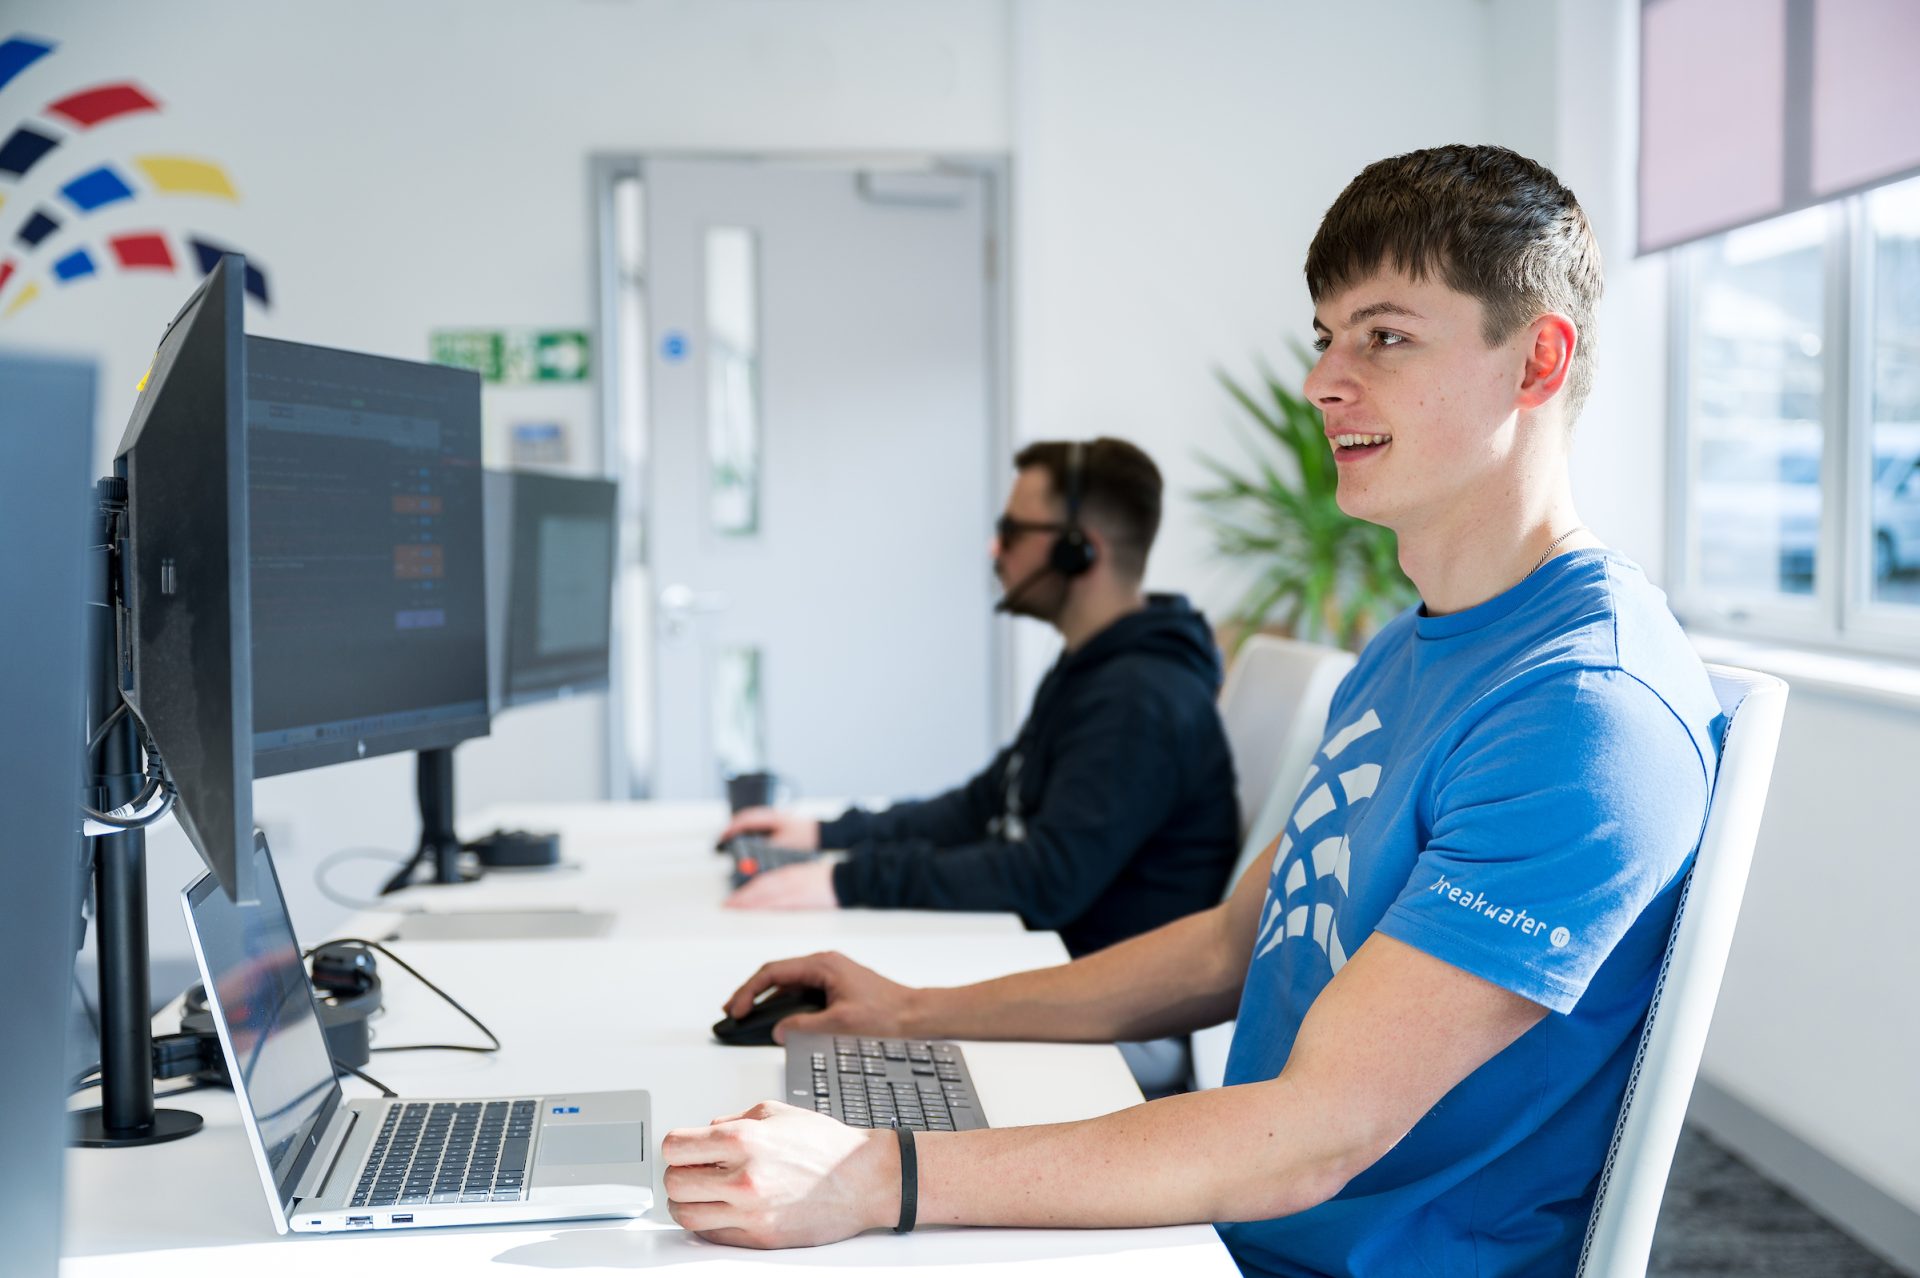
top-left (1252, 705), bottom-right (1384, 974)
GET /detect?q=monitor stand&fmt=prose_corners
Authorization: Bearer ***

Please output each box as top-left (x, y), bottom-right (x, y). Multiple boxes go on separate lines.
top-left (379, 746), bottom-right (482, 891)
top-left (381, 745), bottom-right (562, 892)
top-left (414, 746), bottom-right (479, 887)
top-left (72, 478), bottom-right (202, 1148)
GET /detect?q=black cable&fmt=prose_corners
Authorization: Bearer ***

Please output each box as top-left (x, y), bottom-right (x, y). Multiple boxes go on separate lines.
top-left (378, 848), bottom-right (428, 896)
top-left (81, 699), bottom-right (176, 829)
top-left (70, 1075), bottom-right (209, 1101)
top-left (306, 937), bottom-right (502, 1056)
top-left (85, 699), bottom-right (128, 756)
top-left (313, 848), bottom-right (415, 912)
top-left (81, 778), bottom-right (174, 829)
top-left (334, 1058), bottom-right (397, 1098)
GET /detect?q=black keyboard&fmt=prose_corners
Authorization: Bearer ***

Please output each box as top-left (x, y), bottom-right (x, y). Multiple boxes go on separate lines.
top-left (784, 1033), bottom-right (989, 1132)
top-left (350, 1098), bottom-right (536, 1207)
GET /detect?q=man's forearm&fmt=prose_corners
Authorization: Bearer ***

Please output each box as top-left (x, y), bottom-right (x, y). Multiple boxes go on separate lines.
top-left (902, 904), bottom-right (1247, 1044)
top-left (910, 1078), bottom-right (1370, 1230)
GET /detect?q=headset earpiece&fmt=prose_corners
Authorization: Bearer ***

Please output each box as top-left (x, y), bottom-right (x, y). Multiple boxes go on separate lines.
top-left (1048, 441), bottom-right (1097, 578)
top-left (179, 942), bottom-right (382, 1080)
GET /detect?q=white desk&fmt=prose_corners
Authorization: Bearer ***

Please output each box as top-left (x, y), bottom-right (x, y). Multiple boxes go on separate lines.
top-left (61, 803), bottom-right (1237, 1275)
top-left (360, 800), bottom-right (1032, 943)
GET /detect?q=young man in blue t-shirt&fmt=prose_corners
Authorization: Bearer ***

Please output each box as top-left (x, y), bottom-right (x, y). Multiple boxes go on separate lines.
top-left (660, 145), bottom-right (1724, 1276)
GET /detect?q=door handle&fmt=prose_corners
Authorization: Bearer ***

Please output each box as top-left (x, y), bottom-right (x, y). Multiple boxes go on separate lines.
top-left (659, 583), bottom-right (730, 638)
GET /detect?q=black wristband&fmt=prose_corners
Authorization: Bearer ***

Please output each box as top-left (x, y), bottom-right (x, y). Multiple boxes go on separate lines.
top-left (891, 1118), bottom-right (917, 1233)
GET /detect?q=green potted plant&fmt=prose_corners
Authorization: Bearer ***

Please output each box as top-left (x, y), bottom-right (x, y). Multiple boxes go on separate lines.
top-left (1195, 344), bottom-right (1416, 653)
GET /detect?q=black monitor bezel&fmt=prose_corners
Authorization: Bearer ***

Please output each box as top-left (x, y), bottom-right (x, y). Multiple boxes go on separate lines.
top-left (246, 336), bottom-right (491, 779)
top-left (113, 256), bottom-right (255, 901)
top-left (501, 470), bottom-right (619, 711)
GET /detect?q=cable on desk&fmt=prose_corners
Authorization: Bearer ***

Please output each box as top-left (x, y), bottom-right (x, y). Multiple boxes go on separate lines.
top-left (307, 937), bottom-right (502, 1056)
top-left (313, 847), bottom-right (415, 912)
top-left (335, 1058), bottom-right (396, 1098)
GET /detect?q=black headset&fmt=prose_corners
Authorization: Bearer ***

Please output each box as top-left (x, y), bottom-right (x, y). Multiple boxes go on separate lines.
top-left (1047, 440), bottom-right (1098, 578)
top-left (180, 940), bottom-right (382, 1079)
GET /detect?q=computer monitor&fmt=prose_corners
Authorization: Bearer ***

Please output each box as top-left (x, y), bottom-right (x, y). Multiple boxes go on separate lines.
top-left (498, 470), bottom-right (619, 709)
top-left (114, 256), bottom-right (254, 903)
top-left (246, 337), bottom-right (490, 778)
top-left (0, 351), bottom-right (95, 1274)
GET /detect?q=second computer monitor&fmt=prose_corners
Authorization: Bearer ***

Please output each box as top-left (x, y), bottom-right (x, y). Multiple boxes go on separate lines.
top-left (247, 337), bottom-right (490, 777)
top-left (498, 470), bottom-right (618, 709)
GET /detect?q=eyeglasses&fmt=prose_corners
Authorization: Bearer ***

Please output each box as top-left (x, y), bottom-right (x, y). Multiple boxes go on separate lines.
top-left (994, 515), bottom-right (1064, 547)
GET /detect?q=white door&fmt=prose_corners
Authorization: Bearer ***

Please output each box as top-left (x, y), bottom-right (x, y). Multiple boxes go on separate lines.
top-left (641, 157), bottom-right (1002, 800)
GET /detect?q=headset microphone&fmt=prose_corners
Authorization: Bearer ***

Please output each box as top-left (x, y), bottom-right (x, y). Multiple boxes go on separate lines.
top-left (994, 560), bottom-right (1060, 614)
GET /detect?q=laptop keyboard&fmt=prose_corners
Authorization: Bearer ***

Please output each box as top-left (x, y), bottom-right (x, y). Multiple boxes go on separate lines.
top-left (351, 1099), bottom-right (536, 1207)
top-left (784, 1033), bottom-right (989, 1132)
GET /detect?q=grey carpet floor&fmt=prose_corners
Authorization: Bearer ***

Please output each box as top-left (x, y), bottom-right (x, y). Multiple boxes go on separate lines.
top-left (1648, 1125), bottom-right (1907, 1276)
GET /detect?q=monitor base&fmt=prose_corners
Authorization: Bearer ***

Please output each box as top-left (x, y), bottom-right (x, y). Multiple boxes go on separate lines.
top-left (71, 1106), bottom-right (203, 1149)
top-left (471, 829), bottom-right (561, 868)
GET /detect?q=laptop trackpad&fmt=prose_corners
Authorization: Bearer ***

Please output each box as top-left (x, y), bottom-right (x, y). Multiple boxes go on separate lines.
top-left (538, 1123), bottom-right (647, 1167)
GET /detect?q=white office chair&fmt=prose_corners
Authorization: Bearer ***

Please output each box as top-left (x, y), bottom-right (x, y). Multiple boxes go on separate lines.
top-left (1193, 635), bottom-right (1354, 1090)
top-left (1577, 664), bottom-right (1788, 1277)
top-left (1216, 635), bottom-right (1356, 842)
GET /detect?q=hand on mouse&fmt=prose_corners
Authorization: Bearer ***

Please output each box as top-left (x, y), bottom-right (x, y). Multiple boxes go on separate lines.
top-left (662, 1099), bottom-right (898, 1247)
top-left (717, 807), bottom-right (820, 851)
top-left (724, 859), bottom-right (837, 910)
top-left (724, 951), bottom-right (921, 1043)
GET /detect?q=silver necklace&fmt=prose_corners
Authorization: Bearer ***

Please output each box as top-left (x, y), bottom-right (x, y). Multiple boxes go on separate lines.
top-left (1530, 525), bottom-right (1587, 576)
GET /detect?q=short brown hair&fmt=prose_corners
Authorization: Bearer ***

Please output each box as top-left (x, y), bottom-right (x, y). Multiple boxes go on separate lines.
top-left (1305, 145), bottom-right (1604, 422)
top-left (1014, 436), bottom-right (1163, 581)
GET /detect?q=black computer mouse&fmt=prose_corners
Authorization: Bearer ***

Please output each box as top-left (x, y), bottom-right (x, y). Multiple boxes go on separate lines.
top-left (711, 985), bottom-right (829, 1047)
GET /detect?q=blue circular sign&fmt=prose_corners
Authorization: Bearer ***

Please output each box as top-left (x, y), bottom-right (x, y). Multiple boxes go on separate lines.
top-left (661, 331), bottom-right (689, 362)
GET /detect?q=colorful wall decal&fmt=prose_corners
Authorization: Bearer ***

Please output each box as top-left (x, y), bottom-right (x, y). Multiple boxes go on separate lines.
top-left (0, 33), bottom-right (273, 318)
top-left (61, 164), bottom-right (134, 211)
top-left (0, 36), bottom-right (53, 93)
top-left (134, 155), bottom-right (238, 200)
top-left (52, 246), bottom-right (91, 279)
top-left (109, 231), bottom-right (172, 270)
top-left (46, 82), bottom-right (159, 129)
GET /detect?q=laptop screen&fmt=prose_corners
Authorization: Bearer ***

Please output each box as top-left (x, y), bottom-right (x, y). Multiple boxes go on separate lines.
top-left (185, 835), bottom-right (342, 1209)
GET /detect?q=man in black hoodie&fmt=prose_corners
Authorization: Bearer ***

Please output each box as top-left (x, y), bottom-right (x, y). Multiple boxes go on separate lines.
top-left (719, 436), bottom-right (1239, 962)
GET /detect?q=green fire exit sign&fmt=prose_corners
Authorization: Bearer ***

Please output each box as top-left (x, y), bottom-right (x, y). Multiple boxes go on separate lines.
top-left (430, 329), bottom-right (591, 383)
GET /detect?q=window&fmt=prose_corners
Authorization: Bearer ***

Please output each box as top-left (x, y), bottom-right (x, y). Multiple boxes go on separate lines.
top-left (1669, 172), bottom-right (1920, 657)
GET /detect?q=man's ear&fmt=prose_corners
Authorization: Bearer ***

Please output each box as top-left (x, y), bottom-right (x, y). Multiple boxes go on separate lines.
top-left (1077, 519), bottom-right (1110, 574)
top-left (1516, 313), bottom-right (1577, 411)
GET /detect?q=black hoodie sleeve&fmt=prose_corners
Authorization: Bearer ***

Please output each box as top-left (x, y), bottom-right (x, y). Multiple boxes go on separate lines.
top-left (816, 746), bottom-right (1012, 850)
top-left (830, 684), bottom-right (1183, 925)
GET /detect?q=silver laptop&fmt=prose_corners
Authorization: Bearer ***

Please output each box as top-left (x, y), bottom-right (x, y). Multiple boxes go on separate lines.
top-left (182, 832), bottom-right (652, 1233)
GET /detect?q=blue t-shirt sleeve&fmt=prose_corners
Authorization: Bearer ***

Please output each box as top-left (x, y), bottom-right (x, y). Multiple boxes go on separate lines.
top-left (1377, 667), bottom-right (1710, 1014)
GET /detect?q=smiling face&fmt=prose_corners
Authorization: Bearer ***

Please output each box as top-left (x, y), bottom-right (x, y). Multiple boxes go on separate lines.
top-left (1304, 268), bottom-right (1541, 538)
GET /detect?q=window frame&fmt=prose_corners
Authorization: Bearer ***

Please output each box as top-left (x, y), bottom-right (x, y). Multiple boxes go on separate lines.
top-left (1667, 184), bottom-right (1920, 663)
